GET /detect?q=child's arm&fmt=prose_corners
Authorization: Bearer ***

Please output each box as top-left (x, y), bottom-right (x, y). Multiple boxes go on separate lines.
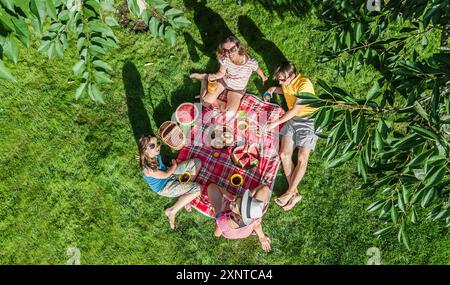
top-left (253, 221), bottom-right (271, 252)
top-left (267, 86), bottom-right (283, 95)
top-left (143, 160), bottom-right (177, 179)
top-left (209, 64), bottom-right (227, 80)
top-left (256, 67), bottom-right (268, 83)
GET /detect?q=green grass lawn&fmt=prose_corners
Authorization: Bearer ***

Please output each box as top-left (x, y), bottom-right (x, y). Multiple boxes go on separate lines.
top-left (0, 0), bottom-right (448, 264)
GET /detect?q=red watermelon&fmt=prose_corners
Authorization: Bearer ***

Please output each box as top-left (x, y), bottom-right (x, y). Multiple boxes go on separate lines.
top-left (175, 103), bottom-right (199, 125)
top-left (231, 143), bottom-right (260, 169)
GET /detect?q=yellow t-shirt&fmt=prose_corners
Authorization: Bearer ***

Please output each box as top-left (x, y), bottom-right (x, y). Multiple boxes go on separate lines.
top-left (282, 74), bottom-right (316, 118)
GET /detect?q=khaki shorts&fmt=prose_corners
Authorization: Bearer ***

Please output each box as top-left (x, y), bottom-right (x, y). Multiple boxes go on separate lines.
top-left (280, 116), bottom-right (319, 150)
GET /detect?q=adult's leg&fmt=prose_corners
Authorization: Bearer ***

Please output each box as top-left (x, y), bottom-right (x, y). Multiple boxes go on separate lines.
top-left (202, 83), bottom-right (226, 107)
top-left (161, 181), bottom-right (201, 229)
top-left (276, 135), bottom-right (295, 206)
top-left (286, 147), bottom-right (311, 195)
top-left (251, 185), bottom-right (271, 206)
top-left (207, 183), bottom-right (225, 217)
top-left (281, 147), bottom-right (311, 211)
top-left (224, 91), bottom-right (244, 121)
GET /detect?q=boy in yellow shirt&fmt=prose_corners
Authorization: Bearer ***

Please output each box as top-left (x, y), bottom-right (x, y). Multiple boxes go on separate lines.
top-left (265, 62), bottom-right (318, 210)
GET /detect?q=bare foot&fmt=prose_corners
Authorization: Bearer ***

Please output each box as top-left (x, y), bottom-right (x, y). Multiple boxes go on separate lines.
top-left (282, 194), bottom-right (303, 211)
top-left (275, 192), bottom-right (294, 207)
top-left (184, 203), bottom-right (192, 212)
top-left (164, 208), bottom-right (176, 230)
top-left (190, 73), bottom-right (206, 80)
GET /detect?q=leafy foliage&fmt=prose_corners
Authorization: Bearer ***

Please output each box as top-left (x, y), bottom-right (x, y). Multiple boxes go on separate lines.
top-left (0, 0), bottom-right (190, 102)
top-left (305, 0), bottom-right (450, 249)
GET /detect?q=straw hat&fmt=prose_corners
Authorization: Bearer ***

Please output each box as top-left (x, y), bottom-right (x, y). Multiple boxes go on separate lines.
top-left (241, 189), bottom-right (264, 225)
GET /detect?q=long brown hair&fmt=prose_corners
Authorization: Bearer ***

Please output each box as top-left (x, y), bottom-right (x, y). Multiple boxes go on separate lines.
top-left (216, 36), bottom-right (249, 61)
top-left (138, 133), bottom-right (159, 171)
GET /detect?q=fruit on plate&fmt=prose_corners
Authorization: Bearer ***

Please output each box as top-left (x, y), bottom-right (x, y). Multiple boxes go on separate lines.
top-left (209, 125), bottom-right (233, 149)
top-left (175, 103), bottom-right (199, 125)
top-left (231, 143), bottom-right (260, 169)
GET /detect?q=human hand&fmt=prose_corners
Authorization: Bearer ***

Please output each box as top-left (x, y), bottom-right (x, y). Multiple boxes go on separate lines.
top-left (259, 236), bottom-right (271, 252)
top-left (208, 74), bottom-right (216, 81)
top-left (261, 75), bottom-right (268, 84)
top-left (170, 159), bottom-right (178, 169)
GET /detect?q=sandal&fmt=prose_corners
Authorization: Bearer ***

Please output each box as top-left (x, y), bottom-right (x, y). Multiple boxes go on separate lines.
top-left (275, 192), bottom-right (294, 207)
top-left (282, 194), bottom-right (303, 211)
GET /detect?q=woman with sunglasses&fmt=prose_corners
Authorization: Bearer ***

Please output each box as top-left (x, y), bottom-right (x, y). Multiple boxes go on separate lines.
top-left (207, 183), bottom-right (272, 252)
top-left (191, 36), bottom-right (268, 120)
top-left (139, 134), bottom-right (202, 229)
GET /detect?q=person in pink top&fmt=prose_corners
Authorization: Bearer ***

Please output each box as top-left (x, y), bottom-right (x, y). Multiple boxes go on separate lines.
top-left (190, 36), bottom-right (268, 121)
top-left (207, 183), bottom-right (272, 252)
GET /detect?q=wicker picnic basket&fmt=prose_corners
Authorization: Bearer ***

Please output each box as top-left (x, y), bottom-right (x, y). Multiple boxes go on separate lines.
top-left (157, 121), bottom-right (186, 151)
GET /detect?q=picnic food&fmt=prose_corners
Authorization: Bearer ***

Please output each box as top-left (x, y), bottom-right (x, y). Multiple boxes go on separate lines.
top-left (209, 125), bottom-right (234, 149)
top-left (230, 173), bottom-right (244, 186)
top-left (175, 103), bottom-right (199, 125)
top-left (179, 172), bottom-right (191, 183)
top-left (231, 143), bottom-right (260, 169)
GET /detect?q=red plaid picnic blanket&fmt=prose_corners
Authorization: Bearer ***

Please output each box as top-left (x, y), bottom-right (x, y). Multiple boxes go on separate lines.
top-left (177, 93), bottom-right (285, 217)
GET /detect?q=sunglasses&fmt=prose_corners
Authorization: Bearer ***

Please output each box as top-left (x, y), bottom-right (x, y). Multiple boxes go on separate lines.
top-left (147, 141), bottom-right (161, 150)
top-left (277, 73), bottom-right (293, 82)
top-left (223, 45), bottom-right (238, 54)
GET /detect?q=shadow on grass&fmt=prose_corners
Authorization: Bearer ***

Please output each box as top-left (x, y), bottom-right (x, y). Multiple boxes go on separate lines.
top-left (123, 61), bottom-right (153, 147)
top-left (238, 15), bottom-right (288, 94)
top-left (183, 0), bottom-right (233, 72)
top-left (251, 0), bottom-right (313, 19)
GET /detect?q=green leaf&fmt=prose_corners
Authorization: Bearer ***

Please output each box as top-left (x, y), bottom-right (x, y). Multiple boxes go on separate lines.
top-left (164, 26), bottom-right (176, 46)
top-left (413, 101), bottom-right (429, 121)
top-left (72, 60), bottom-right (85, 76)
top-left (105, 16), bottom-right (119, 27)
top-left (0, 60), bottom-right (15, 81)
top-left (424, 165), bottom-right (447, 187)
top-left (327, 150), bottom-right (356, 168)
top-left (149, 17), bottom-right (160, 36)
top-left (93, 60), bottom-right (113, 72)
top-left (173, 16), bottom-right (191, 27)
top-left (88, 83), bottom-right (105, 104)
top-left (46, 0), bottom-right (57, 19)
top-left (344, 110), bottom-right (353, 140)
top-left (367, 200), bottom-right (385, 212)
top-left (391, 205), bottom-right (398, 224)
top-left (164, 8), bottom-right (183, 18)
top-left (354, 116), bottom-right (366, 145)
top-left (421, 187), bottom-right (435, 208)
top-left (410, 125), bottom-right (440, 142)
top-left (406, 149), bottom-right (435, 167)
top-left (355, 22), bottom-right (363, 43)
top-left (93, 71), bottom-right (113, 84)
top-left (89, 45), bottom-right (106, 56)
top-left (358, 155), bottom-right (368, 182)
top-left (374, 226), bottom-right (392, 236)
top-left (374, 129), bottom-right (383, 151)
top-left (398, 192), bottom-right (405, 213)
top-left (3, 34), bottom-right (20, 64)
top-left (296, 92), bottom-right (317, 100)
top-left (366, 81), bottom-right (380, 101)
top-left (1, 0), bottom-right (15, 12)
top-left (75, 82), bottom-right (87, 100)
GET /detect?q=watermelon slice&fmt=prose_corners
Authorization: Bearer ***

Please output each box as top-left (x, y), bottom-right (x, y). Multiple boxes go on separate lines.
top-left (231, 143), bottom-right (260, 169)
top-left (175, 103), bottom-right (199, 125)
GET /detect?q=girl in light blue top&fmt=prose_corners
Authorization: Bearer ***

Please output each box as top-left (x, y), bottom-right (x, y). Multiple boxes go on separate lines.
top-left (139, 134), bottom-right (202, 229)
